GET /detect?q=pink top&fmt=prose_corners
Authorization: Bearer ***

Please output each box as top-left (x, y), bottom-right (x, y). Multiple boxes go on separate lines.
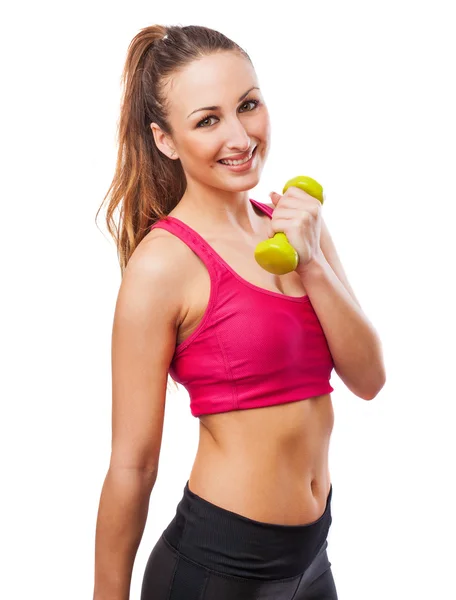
top-left (150, 198), bottom-right (334, 417)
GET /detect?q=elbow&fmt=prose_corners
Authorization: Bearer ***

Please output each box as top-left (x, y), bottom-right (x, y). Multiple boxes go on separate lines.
top-left (362, 373), bottom-right (387, 401)
top-left (336, 364), bottom-right (386, 401)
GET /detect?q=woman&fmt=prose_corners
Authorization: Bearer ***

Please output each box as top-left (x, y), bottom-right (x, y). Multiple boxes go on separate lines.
top-left (93, 24), bottom-right (386, 600)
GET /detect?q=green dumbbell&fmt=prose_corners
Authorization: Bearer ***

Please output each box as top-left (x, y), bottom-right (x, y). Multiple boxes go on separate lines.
top-left (254, 175), bottom-right (325, 275)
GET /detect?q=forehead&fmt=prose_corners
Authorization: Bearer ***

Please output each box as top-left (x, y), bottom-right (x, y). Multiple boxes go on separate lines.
top-left (167, 52), bottom-right (258, 116)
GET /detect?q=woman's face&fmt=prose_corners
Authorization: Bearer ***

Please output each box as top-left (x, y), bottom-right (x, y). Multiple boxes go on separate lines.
top-left (152, 51), bottom-right (271, 194)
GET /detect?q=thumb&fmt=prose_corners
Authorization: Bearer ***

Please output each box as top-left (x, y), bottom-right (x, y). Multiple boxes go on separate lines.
top-left (269, 191), bottom-right (281, 205)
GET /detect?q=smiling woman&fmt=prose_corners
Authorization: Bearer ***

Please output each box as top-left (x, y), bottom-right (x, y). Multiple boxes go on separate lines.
top-left (149, 51), bottom-right (271, 201)
top-left (93, 23), bottom-right (339, 600)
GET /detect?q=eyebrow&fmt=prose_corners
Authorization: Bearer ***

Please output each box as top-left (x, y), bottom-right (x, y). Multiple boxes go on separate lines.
top-left (187, 86), bottom-right (260, 119)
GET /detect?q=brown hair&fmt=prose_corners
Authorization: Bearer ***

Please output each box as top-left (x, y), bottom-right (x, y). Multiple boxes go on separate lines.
top-left (96, 24), bottom-right (252, 392)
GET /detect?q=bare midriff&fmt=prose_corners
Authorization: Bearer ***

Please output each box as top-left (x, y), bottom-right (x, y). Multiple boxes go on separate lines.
top-left (167, 200), bottom-right (335, 526)
top-left (189, 394), bottom-right (334, 526)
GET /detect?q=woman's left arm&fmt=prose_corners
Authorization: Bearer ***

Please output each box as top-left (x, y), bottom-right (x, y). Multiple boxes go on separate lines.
top-left (299, 216), bottom-right (386, 400)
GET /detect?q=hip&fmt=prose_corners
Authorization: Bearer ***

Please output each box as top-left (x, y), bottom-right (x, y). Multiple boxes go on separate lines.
top-left (140, 479), bottom-right (336, 599)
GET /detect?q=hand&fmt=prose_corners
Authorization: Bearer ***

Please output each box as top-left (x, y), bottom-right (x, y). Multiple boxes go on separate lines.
top-left (268, 185), bottom-right (324, 276)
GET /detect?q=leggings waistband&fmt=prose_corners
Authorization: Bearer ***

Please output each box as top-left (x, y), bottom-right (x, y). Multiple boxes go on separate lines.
top-left (162, 481), bottom-right (333, 580)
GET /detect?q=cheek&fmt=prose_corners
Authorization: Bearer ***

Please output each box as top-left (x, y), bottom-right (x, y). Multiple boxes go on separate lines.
top-left (189, 137), bottom-right (221, 161)
top-left (255, 111), bottom-right (271, 142)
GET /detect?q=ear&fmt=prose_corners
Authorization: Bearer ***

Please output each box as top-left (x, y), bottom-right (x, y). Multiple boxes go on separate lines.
top-left (150, 122), bottom-right (178, 159)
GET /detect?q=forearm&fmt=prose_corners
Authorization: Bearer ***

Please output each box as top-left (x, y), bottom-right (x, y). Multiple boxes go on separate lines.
top-left (93, 466), bottom-right (157, 600)
top-left (299, 252), bottom-right (386, 399)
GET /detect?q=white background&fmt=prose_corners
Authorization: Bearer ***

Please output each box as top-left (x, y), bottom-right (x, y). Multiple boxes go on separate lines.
top-left (1, 1), bottom-right (455, 598)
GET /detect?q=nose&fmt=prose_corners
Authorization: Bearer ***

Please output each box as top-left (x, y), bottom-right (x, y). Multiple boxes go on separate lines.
top-left (224, 116), bottom-right (252, 152)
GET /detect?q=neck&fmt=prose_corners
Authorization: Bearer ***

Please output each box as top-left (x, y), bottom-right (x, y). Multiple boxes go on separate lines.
top-left (176, 186), bottom-right (260, 235)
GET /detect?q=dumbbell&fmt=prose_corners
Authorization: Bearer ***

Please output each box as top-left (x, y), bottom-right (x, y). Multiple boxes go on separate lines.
top-left (254, 175), bottom-right (325, 275)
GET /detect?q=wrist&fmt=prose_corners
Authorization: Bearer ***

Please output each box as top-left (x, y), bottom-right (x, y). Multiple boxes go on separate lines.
top-left (296, 251), bottom-right (327, 281)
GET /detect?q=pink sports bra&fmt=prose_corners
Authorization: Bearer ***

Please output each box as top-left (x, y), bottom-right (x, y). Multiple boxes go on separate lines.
top-left (150, 199), bottom-right (334, 417)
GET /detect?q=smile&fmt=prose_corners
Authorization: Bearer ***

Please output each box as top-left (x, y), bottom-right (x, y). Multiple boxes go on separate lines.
top-left (217, 146), bottom-right (258, 172)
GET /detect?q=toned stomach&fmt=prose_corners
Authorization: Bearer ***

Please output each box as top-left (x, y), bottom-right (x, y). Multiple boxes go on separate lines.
top-left (188, 394), bottom-right (334, 526)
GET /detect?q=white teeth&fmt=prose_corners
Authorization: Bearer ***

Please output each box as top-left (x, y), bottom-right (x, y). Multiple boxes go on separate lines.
top-left (220, 147), bottom-right (255, 166)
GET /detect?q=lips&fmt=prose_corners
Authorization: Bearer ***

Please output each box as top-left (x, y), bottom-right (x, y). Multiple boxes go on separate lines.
top-left (218, 145), bottom-right (257, 163)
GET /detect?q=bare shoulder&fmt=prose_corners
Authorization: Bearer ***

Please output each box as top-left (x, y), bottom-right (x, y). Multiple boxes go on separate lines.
top-left (120, 227), bottom-right (192, 326)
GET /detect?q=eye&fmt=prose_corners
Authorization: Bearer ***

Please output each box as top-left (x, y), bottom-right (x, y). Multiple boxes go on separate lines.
top-left (239, 99), bottom-right (259, 112)
top-left (196, 99), bottom-right (260, 128)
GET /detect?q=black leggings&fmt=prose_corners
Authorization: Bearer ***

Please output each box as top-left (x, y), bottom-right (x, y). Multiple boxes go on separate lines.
top-left (141, 481), bottom-right (338, 599)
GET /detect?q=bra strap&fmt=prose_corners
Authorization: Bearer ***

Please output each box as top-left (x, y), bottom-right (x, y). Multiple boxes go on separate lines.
top-left (150, 218), bottom-right (221, 282)
top-left (250, 198), bottom-right (273, 218)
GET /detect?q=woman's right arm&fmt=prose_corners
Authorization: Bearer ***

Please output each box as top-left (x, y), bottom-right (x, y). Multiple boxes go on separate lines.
top-left (93, 232), bottom-right (186, 600)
